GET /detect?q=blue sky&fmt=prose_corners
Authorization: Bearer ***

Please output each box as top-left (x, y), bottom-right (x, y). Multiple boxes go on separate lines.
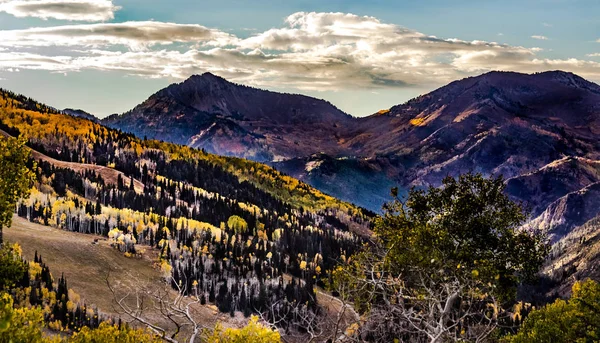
top-left (0, 0), bottom-right (599, 117)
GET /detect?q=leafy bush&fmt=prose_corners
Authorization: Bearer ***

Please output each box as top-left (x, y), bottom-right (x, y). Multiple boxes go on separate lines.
top-left (506, 279), bottom-right (600, 343)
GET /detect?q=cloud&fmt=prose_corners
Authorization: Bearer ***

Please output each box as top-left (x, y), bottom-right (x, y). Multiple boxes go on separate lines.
top-left (0, 51), bottom-right (74, 72)
top-left (0, 21), bottom-right (237, 50)
top-left (0, 0), bottom-right (120, 22)
top-left (587, 53), bottom-right (600, 57)
top-left (1, 11), bottom-right (599, 90)
top-left (542, 23), bottom-right (552, 27)
top-left (531, 35), bottom-right (549, 40)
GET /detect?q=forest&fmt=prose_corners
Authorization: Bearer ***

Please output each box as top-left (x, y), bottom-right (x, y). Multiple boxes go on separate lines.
top-left (1, 88), bottom-right (600, 342)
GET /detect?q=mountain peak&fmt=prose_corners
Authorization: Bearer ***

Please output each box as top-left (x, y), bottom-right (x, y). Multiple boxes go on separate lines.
top-left (182, 72), bottom-right (230, 86)
top-left (145, 72), bottom-right (351, 125)
top-left (103, 71), bottom-right (353, 161)
top-left (194, 72), bottom-right (227, 81)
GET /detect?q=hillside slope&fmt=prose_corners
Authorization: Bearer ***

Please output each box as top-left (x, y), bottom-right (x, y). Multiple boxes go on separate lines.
top-left (0, 88), bottom-right (370, 340)
top-left (7, 215), bottom-right (358, 341)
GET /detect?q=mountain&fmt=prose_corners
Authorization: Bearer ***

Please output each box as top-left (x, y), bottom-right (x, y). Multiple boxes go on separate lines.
top-left (273, 153), bottom-right (401, 211)
top-left (276, 71), bottom-right (600, 210)
top-left (103, 73), bottom-right (353, 162)
top-left (101, 69), bottom-right (600, 266)
top-left (103, 71), bottom-right (600, 211)
top-left (345, 70), bottom-right (600, 159)
top-left (544, 215), bottom-right (600, 296)
top-left (5, 70), bottom-right (600, 307)
top-left (63, 108), bottom-right (99, 122)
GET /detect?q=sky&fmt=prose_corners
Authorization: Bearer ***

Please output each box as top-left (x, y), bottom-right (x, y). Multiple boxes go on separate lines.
top-left (0, 0), bottom-right (599, 118)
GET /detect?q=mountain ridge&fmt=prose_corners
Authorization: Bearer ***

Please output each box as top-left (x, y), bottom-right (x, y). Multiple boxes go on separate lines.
top-left (103, 72), bottom-right (354, 161)
top-left (100, 70), bottom-right (600, 214)
top-left (63, 108), bottom-right (99, 123)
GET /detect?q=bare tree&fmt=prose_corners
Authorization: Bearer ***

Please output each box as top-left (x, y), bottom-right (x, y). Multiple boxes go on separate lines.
top-left (106, 272), bottom-right (207, 343)
top-left (332, 248), bottom-right (504, 343)
top-left (314, 291), bottom-right (362, 343)
top-left (254, 295), bottom-right (323, 343)
top-left (254, 286), bottom-right (364, 343)
top-left (106, 269), bottom-right (363, 343)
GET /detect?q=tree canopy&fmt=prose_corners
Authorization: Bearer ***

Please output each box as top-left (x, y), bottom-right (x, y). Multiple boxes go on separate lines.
top-left (0, 135), bottom-right (35, 244)
top-left (0, 243), bottom-right (26, 291)
top-left (204, 315), bottom-right (280, 343)
top-left (69, 322), bottom-right (162, 343)
top-left (0, 291), bottom-right (162, 343)
top-left (0, 292), bottom-right (48, 343)
top-left (333, 173), bottom-right (549, 342)
top-left (227, 215), bottom-right (248, 234)
top-left (378, 173), bottom-right (547, 299)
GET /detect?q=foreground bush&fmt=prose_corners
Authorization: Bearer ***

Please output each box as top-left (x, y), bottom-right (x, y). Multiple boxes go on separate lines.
top-left (506, 279), bottom-right (600, 343)
top-left (205, 315), bottom-right (280, 343)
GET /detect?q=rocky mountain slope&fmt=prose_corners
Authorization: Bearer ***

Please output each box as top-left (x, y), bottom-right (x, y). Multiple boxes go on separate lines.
top-left (103, 71), bottom-right (600, 249)
top-left (103, 73), bottom-right (353, 162)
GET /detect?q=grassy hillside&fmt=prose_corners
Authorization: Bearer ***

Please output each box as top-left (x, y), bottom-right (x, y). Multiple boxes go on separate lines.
top-left (5, 215), bottom-right (162, 316)
top-left (6, 214), bottom-right (358, 342)
top-left (5, 215), bottom-right (263, 334)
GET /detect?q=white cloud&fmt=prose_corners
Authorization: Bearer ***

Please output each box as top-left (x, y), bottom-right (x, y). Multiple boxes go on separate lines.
top-left (0, 0), bottom-right (120, 22)
top-left (0, 52), bottom-right (74, 72)
top-left (587, 53), bottom-right (600, 57)
top-left (0, 21), bottom-right (237, 50)
top-left (1, 12), bottom-right (599, 90)
top-left (542, 22), bottom-right (552, 27)
top-left (531, 35), bottom-right (549, 40)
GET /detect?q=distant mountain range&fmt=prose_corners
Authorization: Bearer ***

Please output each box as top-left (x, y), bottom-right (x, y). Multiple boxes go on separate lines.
top-left (63, 108), bottom-right (99, 123)
top-left (4, 69), bottom-right (600, 298)
top-left (102, 71), bottom-right (600, 220)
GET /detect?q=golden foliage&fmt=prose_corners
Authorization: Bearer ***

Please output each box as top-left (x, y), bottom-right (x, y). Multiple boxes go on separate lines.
top-left (205, 315), bottom-right (280, 343)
